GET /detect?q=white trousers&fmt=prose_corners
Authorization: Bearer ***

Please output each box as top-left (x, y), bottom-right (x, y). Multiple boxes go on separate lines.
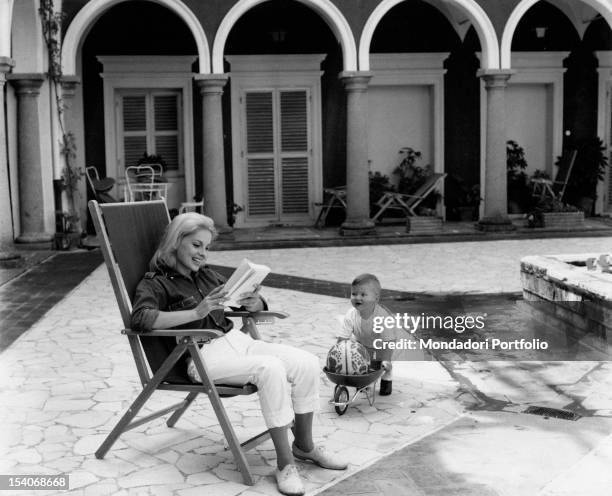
top-left (187, 329), bottom-right (320, 429)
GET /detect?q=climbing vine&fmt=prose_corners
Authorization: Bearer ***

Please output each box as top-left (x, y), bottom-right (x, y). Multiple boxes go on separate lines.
top-left (39, 0), bottom-right (83, 231)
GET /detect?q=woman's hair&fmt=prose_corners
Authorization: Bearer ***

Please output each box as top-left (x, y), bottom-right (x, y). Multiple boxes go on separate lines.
top-left (150, 212), bottom-right (216, 271)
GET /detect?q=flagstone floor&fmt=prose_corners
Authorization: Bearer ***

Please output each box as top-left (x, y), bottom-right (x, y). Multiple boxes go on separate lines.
top-left (1, 236), bottom-right (612, 495)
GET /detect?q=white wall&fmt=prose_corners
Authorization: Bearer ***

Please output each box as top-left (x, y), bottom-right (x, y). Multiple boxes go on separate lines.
top-left (506, 83), bottom-right (552, 175)
top-left (368, 85), bottom-right (433, 185)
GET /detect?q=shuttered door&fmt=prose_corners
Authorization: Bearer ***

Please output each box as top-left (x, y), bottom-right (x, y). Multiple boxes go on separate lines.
top-left (280, 90), bottom-right (309, 214)
top-left (243, 89), bottom-right (310, 221)
top-left (245, 92), bottom-right (276, 217)
top-left (121, 95), bottom-right (147, 169)
top-left (118, 91), bottom-right (181, 171)
top-left (153, 94), bottom-right (180, 171)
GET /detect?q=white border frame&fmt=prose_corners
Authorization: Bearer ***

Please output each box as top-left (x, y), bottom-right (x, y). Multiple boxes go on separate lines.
top-left (227, 54), bottom-right (325, 227)
top-left (98, 55), bottom-right (196, 205)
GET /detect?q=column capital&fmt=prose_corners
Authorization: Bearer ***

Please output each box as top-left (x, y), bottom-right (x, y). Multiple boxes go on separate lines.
top-left (7, 73), bottom-right (46, 95)
top-left (477, 69), bottom-right (515, 88)
top-left (194, 74), bottom-right (229, 95)
top-left (60, 75), bottom-right (81, 97)
top-left (339, 71), bottom-right (373, 92)
top-left (0, 57), bottom-right (15, 75)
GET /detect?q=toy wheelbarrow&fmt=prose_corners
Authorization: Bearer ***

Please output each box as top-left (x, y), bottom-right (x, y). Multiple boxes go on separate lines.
top-left (323, 367), bottom-right (386, 415)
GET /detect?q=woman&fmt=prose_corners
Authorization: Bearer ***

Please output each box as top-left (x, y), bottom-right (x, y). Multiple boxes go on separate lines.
top-left (131, 212), bottom-right (346, 495)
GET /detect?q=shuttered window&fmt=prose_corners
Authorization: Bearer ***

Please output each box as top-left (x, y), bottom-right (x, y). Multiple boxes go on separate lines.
top-left (118, 90), bottom-right (181, 172)
top-left (243, 89), bottom-right (310, 221)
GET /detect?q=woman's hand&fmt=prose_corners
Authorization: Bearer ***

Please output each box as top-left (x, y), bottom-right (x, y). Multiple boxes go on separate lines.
top-left (195, 285), bottom-right (228, 318)
top-left (237, 285), bottom-right (264, 312)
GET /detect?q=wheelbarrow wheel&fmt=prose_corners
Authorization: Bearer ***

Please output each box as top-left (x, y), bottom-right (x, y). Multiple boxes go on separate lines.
top-left (334, 385), bottom-right (349, 415)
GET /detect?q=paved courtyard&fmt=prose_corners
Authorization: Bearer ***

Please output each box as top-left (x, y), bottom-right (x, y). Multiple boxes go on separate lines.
top-left (1, 236), bottom-right (612, 495)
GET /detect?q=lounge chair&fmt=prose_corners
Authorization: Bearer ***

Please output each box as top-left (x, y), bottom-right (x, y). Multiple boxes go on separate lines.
top-left (530, 150), bottom-right (578, 202)
top-left (88, 199), bottom-right (287, 485)
top-left (372, 172), bottom-right (447, 221)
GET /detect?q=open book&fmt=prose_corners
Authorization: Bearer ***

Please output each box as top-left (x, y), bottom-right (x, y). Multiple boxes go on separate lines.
top-left (223, 258), bottom-right (271, 307)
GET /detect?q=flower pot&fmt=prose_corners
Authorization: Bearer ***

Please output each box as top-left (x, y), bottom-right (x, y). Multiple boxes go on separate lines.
top-left (541, 211), bottom-right (584, 230)
top-left (578, 197), bottom-right (594, 217)
top-left (406, 216), bottom-right (442, 234)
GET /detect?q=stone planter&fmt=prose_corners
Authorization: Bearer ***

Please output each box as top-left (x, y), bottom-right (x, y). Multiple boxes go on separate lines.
top-left (541, 211), bottom-right (584, 229)
top-left (406, 216), bottom-right (442, 234)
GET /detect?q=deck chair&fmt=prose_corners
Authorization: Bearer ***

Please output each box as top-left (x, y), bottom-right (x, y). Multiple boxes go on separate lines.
top-left (372, 172), bottom-right (447, 221)
top-left (314, 187), bottom-right (347, 228)
top-left (530, 150), bottom-right (578, 202)
top-left (86, 166), bottom-right (117, 204)
top-left (89, 199), bottom-right (286, 485)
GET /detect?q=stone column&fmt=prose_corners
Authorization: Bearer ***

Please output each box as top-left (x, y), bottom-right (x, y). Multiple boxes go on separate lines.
top-left (7, 73), bottom-right (54, 243)
top-left (0, 57), bottom-right (15, 249)
top-left (60, 76), bottom-right (86, 231)
top-left (339, 71), bottom-right (375, 236)
top-left (477, 70), bottom-right (515, 232)
top-left (194, 74), bottom-right (231, 233)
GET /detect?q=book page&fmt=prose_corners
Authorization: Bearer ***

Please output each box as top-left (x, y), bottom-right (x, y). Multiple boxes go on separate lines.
top-left (223, 259), bottom-right (270, 307)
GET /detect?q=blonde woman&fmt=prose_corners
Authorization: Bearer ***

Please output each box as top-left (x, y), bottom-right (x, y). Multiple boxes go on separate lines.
top-left (131, 212), bottom-right (346, 495)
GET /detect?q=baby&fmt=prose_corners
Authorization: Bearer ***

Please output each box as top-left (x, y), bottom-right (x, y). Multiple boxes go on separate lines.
top-left (336, 273), bottom-right (394, 395)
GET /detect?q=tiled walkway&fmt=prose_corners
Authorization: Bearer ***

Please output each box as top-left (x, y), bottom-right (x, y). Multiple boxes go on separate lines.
top-left (1, 236), bottom-right (612, 495)
top-left (0, 251), bottom-right (102, 351)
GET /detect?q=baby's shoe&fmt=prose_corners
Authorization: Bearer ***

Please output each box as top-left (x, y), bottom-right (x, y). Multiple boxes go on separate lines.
top-left (379, 379), bottom-right (392, 396)
top-left (292, 443), bottom-right (348, 470)
top-left (275, 464), bottom-right (304, 496)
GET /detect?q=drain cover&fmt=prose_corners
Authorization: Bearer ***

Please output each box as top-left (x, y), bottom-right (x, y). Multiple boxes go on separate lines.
top-left (524, 406), bottom-right (581, 421)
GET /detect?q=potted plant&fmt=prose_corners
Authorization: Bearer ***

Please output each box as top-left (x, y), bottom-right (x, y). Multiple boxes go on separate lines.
top-left (507, 140), bottom-right (531, 213)
top-left (565, 137), bottom-right (608, 216)
top-left (526, 198), bottom-right (584, 229)
top-left (368, 171), bottom-right (394, 220)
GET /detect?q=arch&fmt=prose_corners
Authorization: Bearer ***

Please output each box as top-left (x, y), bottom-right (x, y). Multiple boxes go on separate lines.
top-left (359, 0), bottom-right (499, 71)
top-left (212, 0), bottom-right (357, 74)
top-left (62, 0), bottom-right (210, 75)
top-left (502, 0), bottom-right (612, 69)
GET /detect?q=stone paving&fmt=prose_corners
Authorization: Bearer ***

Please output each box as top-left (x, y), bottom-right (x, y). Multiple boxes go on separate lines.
top-left (1, 236), bottom-right (612, 495)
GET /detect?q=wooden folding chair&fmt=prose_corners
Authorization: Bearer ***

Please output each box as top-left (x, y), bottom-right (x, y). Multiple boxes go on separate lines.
top-left (314, 187), bottom-right (347, 228)
top-left (530, 150), bottom-right (578, 202)
top-left (88, 199), bottom-right (286, 485)
top-left (372, 172), bottom-right (447, 221)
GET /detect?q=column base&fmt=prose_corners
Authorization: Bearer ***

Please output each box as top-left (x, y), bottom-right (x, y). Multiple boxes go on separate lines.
top-left (476, 215), bottom-right (516, 232)
top-left (16, 232), bottom-right (55, 244)
top-left (340, 219), bottom-right (376, 236)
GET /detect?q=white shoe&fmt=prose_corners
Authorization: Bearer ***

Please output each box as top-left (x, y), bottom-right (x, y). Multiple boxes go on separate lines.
top-left (292, 443), bottom-right (348, 470)
top-left (275, 464), bottom-right (304, 496)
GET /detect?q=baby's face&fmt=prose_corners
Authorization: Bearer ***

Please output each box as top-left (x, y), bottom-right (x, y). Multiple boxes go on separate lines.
top-left (350, 282), bottom-right (379, 316)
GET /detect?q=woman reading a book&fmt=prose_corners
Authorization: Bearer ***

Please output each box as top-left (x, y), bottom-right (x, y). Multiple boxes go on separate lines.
top-left (131, 212), bottom-right (346, 496)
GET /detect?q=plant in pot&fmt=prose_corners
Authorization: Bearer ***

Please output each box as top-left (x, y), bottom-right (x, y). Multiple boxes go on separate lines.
top-left (565, 137), bottom-right (608, 216)
top-left (507, 140), bottom-right (532, 213)
top-left (526, 198), bottom-right (583, 229)
top-left (457, 182), bottom-right (481, 221)
top-left (136, 152), bottom-right (167, 181)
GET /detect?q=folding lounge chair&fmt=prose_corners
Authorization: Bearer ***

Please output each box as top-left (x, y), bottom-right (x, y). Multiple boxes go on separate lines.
top-left (372, 172), bottom-right (447, 221)
top-left (530, 149), bottom-right (578, 202)
top-left (88, 199), bottom-right (286, 485)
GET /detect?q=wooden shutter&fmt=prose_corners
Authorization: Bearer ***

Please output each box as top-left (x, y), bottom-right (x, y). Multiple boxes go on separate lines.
top-left (245, 92), bottom-right (276, 216)
top-left (122, 95), bottom-right (147, 168)
top-left (153, 94), bottom-right (180, 171)
top-left (280, 90), bottom-right (309, 214)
